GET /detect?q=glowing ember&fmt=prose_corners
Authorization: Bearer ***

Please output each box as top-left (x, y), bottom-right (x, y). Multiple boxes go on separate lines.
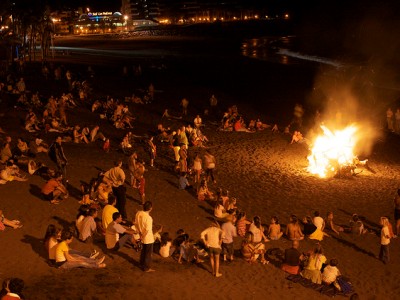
top-left (307, 125), bottom-right (358, 178)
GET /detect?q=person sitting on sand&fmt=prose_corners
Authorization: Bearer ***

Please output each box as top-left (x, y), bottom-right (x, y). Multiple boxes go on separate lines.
top-left (271, 124), bottom-right (279, 133)
top-left (281, 240), bottom-right (303, 274)
top-left (73, 125), bottom-right (89, 144)
top-left (194, 115), bottom-right (203, 129)
top-left (106, 212), bottom-right (138, 251)
top-left (302, 216), bottom-right (319, 239)
top-left (322, 259), bottom-right (341, 285)
top-left (286, 215), bottom-right (304, 241)
top-left (29, 137), bottom-right (48, 154)
top-left (159, 232), bottom-right (175, 258)
top-left (241, 231), bottom-right (268, 264)
top-left (0, 161), bottom-right (28, 184)
top-left (41, 172), bottom-right (69, 204)
top-left (267, 216), bottom-right (283, 240)
top-left (325, 212), bottom-right (344, 235)
top-left (290, 131), bottom-right (304, 144)
top-left (0, 142), bottom-right (13, 163)
top-left (162, 109), bottom-right (182, 120)
top-left (44, 224), bottom-right (62, 263)
top-left (301, 244), bottom-right (327, 284)
top-left (0, 209), bottom-right (22, 230)
top-left (349, 214), bottom-right (368, 234)
top-left (197, 179), bottom-right (214, 201)
top-left (236, 211), bottom-right (251, 238)
top-left (16, 138), bottom-right (30, 157)
top-left (0, 278), bottom-right (25, 300)
top-left (214, 200), bottom-right (230, 220)
top-left (55, 230), bottom-right (106, 269)
top-left (177, 234), bottom-right (204, 264)
top-left (249, 216), bottom-right (269, 245)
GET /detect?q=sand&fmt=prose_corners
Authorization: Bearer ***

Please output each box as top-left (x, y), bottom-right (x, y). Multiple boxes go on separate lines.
top-left (0, 35), bottom-right (399, 300)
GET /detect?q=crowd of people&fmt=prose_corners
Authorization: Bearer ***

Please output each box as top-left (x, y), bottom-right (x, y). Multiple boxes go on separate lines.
top-left (0, 61), bottom-right (396, 299)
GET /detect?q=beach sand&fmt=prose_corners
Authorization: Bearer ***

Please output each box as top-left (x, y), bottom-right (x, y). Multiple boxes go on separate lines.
top-left (0, 36), bottom-right (399, 299)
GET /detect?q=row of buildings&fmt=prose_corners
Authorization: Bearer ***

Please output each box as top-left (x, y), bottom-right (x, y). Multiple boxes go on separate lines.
top-left (50, 0), bottom-right (287, 35)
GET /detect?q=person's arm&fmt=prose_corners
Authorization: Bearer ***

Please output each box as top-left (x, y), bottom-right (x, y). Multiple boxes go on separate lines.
top-left (261, 226), bottom-right (269, 242)
top-left (330, 220), bottom-right (340, 235)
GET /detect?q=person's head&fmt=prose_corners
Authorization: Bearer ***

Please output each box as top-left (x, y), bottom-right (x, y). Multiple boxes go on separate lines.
top-left (180, 233), bottom-right (189, 245)
top-left (314, 243), bottom-right (323, 255)
top-left (210, 220), bottom-right (220, 228)
top-left (176, 229), bottom-right (185, 235)
top-left (112, 212), bottom-right (122, 222)
top-left (290, 214), bottom-right (298, 224)
top-left (44, 224), bottom-right (58, 241)
top-left (314, 211), bottom-right (320, 217)
top-left (349, 293), bottom-right (360, 300)
top-left (292, 240), bottom-right (300, 249)
top-left (61, 230), bottom-right (73, 242)
top-left (244, 231), bottom-right (254, 243)
top-left (327, 212), bottom-right (334, 220)
top-left (271, 216), bottom-right (279, 224)
top-left (114, 160), bottom-right (123, 167)
top-left (329, 258), bottom-right (338, 267)
top-left (380, 216), bottom-right (389, 227)
top-left (108, 194), bottom-right (117, 206)
top-left (161, 232), bottom-right (171, 246)
top-left (253, 216), bottom-right (261, 228)
top-left (143, 201), bottom-right (152, 212)
top-left (352, 214), bottom-right (359, 222)
top-left (56, 136), bottom-right (62, 144)
top-left (88, 208), bottom-right (98, 217)
top-left (2, 278), bottom-right (24, 295)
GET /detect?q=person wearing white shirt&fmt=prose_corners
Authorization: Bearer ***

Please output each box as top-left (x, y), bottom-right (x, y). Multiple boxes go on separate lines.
top-left (201, 221), bottom-right (224, 277)
top-left (134, 201), bottom-right (155, 272)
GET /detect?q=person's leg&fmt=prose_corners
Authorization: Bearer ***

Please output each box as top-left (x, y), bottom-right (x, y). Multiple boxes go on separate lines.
top-left (209, 252), bottom-right (215, 275)
top-left (142, 243), bottom-right (154, 271)
top-left (215, 253), bottom-right (222, 277)
top-left (114, 186), bottom-right (127, 219)
top-left (118, 233), bottom-right (133, 249)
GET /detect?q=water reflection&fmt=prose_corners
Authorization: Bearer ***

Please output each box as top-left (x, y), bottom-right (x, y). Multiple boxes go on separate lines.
top-left (241, 36), bottom-right (342, 67)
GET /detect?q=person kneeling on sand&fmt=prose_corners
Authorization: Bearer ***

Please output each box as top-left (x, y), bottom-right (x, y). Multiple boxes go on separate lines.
top-left (41, 172), bottom-right (69, 204)
top-left (55, 230), bottom-right (106, 269)
top-left (0, 209), bottom-right (23, 230)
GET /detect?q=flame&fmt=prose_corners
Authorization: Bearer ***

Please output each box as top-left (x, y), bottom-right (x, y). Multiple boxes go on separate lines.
top-left (307, 124), bottom-right (358, 178)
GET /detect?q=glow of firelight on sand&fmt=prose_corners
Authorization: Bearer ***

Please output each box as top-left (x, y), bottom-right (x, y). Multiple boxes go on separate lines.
top-left (307, 124), bottom-right (358, 178)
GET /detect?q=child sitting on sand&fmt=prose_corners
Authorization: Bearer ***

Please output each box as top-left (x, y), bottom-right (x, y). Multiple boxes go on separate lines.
top-left (197, 179), bottom-right (214, 201)
top-left (236, 211), bottom-right (251, 238)
top-left (177, 234), bottom-right (204, 264)
top-left (349, 214), bottom-right (368, 234)
top-left (267, 216), bottom-right (283, 240)
top-left (0, 209), bottom-right (22, 230)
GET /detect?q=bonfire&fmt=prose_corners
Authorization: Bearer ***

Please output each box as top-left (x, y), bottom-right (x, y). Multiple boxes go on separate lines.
top-left (307, 124), bottom-right (361, 178)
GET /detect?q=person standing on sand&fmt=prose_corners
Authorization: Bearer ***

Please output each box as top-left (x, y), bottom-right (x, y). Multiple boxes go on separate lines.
top-left (394, 189), bottom-right (400, 236)
top-left (201, 221), bottom-right (224, 277)
top-left (134, 201), bottom-right (155, 272)
top-left (181, 98), bottom-right (189, 116)
top-left (203, 150), bottom-right (216, 184)
top-left (48, 136), bottom-right (68, 184)
top-left (379, 217), bottom-right (391, 264)
top-left (104, 160), bottom-right (127, 219)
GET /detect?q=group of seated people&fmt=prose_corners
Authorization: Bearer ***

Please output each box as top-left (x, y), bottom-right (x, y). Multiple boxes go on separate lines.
top-left (219, 105), bottom-right (270, 132)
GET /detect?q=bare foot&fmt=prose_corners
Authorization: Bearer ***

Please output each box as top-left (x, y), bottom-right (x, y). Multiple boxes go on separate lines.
top-left (215, 273), bottom-right (222, 278)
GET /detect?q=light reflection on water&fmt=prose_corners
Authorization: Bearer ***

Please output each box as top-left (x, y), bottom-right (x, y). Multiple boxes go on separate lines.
top-left (241, 36), bottom-right (343, 67)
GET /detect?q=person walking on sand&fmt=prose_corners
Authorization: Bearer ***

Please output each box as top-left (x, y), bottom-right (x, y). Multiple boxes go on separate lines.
top-left (201, 221), bottom-right (224, 277)
top-left (48, 136), bottom-right (68, 184)
top-left (379, 216), bottom-right (391, 264)
top-left (203, 150), bottom-right (216, 184)
top-left (135, 201), bottom-right (155, 272)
